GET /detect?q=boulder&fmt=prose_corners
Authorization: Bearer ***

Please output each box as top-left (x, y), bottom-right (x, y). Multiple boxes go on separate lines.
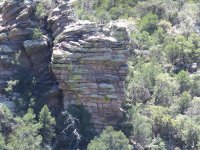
top-left (187, 63), bottom-right (198, 73)
top-left (23, 39), bottom-right (48, 56)
top-left (0, 33), bottom-right (7, 42)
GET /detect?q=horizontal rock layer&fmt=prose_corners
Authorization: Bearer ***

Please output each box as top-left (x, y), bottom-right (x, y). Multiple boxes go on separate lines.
top-left (48, 2), bottom-right (130, 129)
top-left (0, 0), bottom-right (131, 129)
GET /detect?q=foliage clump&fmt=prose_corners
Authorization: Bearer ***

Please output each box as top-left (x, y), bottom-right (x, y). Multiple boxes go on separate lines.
top-left (32, 28), bottom-right (43, 39)
top-left (0, 105), bottom-right (56, 150)
top-left (35, 0), bottom-right (53, 17)
top-left (5, 67), bottom-right (48, 115)
top-left (87, 126), bottom-right (132, 150)
top-left (1, 0), bottom-right (200, 149)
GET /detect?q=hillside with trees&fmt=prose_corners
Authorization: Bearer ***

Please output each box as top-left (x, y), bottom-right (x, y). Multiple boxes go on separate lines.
top-left (74, 1), bottom-right (200, 149)
top-left (0, 0), bottom-right (199, 149)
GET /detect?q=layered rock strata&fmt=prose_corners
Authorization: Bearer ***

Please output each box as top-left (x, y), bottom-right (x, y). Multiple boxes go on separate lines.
top-left (48, 2), bottom-right (130, 129)
top-left (0, 0), bottom-right (130, 129)
top-left (0, 0), bottom-right (60, 108)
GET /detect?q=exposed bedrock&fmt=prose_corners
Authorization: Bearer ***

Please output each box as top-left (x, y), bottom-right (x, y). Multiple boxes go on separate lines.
top-left (0, 0), bottom-right (60, 109)
top-left (0, 0), bottom-right (131, 129)
top-left (48, 2), bottom-right (131, 129)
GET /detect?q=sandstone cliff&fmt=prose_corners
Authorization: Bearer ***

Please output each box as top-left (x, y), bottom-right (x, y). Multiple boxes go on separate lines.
top-left (0, 0), bottom-right (130, 130)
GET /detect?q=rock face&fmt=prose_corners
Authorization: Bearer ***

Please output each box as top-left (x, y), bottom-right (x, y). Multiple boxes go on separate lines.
top-left (0, 0), bottom-right (130, 129)
top-left (48, 2), bottom-right (130, 129)
top-left (0, 0), bottom-right (60, 109)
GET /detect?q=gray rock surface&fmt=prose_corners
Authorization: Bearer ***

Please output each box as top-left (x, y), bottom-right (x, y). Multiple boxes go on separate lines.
top-left (48, 2), bottom-right (130, 130)
top-left (0, 0), bottom-right (60, 109)
top-left (0, 0), bottom-right (131, 130)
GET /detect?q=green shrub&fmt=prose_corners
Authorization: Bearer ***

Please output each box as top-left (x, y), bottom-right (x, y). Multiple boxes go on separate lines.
top-left (157, 20), bottom-right (172, 32)
top-left (139, 12), bottom-right (159, 34)
top-left (35, 0), bottom-right (52, 17)
top-left (176, 92), bottom-right (192, 114)
top-left (164, 40), bottom-right (182, 65)
top-left (0, 107), bottom-right (43, 149)
top-left (176, 115), bottom-right (200, 149)
top-left (0, 104), bottom-right (14, 138)
top-left (131, 31), bottom-right (153, 50)
top-left (176, 70), bottom-right (192, 93)
top-left (87, 126), bottom-right (132, 150)
top-left (153, 73), bottom-right (178, 106)
top-left (121, 105), bottom-right (153, 147)
top-left (191, 75), bottom-right (200, 97)
top-left (109, 7), bottom-right (124, 20)
top-left (7, 109), bottom-right (42, 150)
top-left (95, 9), bottom-right (111, 23)
top-left (32, 28), bottom-right (43, 39)
top-left (36, 2), bottom-right (46, 17)
top-left (39, 105), bottom-right (56, 146)
top-left (5, 67), bottom-right (49, 114)
top-left (126, 61), bottom-right (163, 105)
top-left (148, 136), bottom-right (167, 150)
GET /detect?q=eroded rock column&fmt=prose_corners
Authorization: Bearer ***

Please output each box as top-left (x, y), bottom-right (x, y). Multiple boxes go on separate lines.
top-left (50, 17), bottom-right (130, 129)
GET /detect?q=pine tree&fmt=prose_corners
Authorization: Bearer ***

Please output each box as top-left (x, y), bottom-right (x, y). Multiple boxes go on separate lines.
top-left (7, 109), bottom-right (42, 150)
top-left (39, 105), bottom-right (56, 146)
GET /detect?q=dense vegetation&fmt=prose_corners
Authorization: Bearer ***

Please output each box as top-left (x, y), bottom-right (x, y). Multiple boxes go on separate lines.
top-left (0, 0), bottom-right (200, 149)
top-left (76, 0), bottom-right (200, 149)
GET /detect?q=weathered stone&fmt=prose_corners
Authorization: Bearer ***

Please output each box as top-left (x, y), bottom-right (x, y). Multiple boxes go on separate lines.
top-left (187, 63), bottom-right (198, 73)
top-left (0, 55), bottom-right (11, 65)
top-left (23, 39), bottom-right (48, 56)
top-left (0, 94), bottom-right (15, 110)
top-left (48, 1), bottom-right (131, 130)
top-left (0, 0), bottom-right (61, 110)
top-left (0, 45), bottom-right (14, 53)
top-left (0, 0), bottom-right (131, 131)
top-left (8, 27), bottom-right (33, 41)
top-left (0, 33), bottom-right (7, 42)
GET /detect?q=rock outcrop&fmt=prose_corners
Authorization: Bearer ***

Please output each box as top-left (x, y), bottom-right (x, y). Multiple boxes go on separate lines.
top-left (0, 0), bottom-right (60, 109)
top-left (48, 2), bottom-right (130, 129)
top-left (0, 0), bottom-right (130, 129)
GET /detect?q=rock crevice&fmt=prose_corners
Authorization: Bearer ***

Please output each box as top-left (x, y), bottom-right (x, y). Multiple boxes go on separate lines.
top-left (0, 0), bottom-right (60, 109)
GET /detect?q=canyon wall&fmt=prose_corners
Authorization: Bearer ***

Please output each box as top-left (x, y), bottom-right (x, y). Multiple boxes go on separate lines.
top-left (0, 0), bottom-right (130, 129)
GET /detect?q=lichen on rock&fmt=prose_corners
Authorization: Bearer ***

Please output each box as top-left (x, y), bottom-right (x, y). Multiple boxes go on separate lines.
top-left (48, 2), bottom-right (131, 130)
top-left (0, 0), bottom-right (131, 130)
